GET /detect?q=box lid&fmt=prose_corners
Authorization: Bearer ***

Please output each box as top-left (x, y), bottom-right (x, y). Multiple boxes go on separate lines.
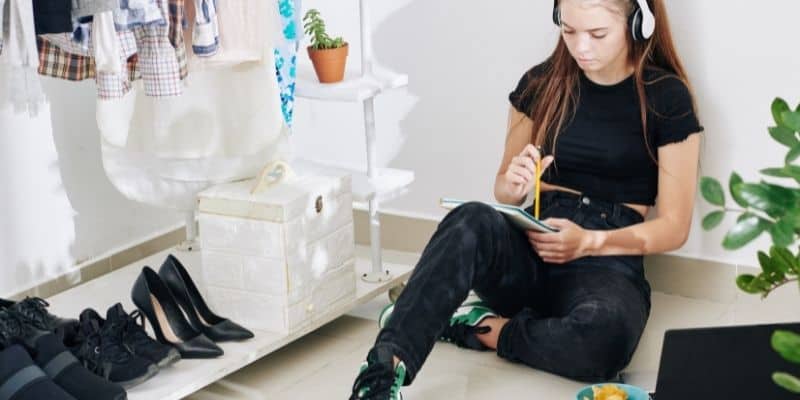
top-left (198, 172), bottom-right (351, 222)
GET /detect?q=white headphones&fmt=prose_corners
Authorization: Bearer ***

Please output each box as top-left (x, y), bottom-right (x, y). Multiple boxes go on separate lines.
top-left (553, 0), bottom-right (656, 41)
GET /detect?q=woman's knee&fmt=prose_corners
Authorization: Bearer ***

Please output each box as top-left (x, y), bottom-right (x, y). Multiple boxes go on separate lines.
top-left (568, 303), bottom-right (643, 380)
top-left (441, 202), bottom-right (506, 235)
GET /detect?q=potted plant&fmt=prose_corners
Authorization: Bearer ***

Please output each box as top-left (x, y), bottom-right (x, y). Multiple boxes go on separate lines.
top-left (700, 97), bottom-right (800, 393)
top-left (303, 9), bottom-right (348, 83)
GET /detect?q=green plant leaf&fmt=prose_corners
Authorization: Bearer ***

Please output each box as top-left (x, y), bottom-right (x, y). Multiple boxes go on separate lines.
top-left (773, 98), bottom-right (791, 126)
top-left (787, 145), bottom-right (800, 164)
top-left (737, 211), bottom-right (753, 223)
top-left (769, 218), bottom-right (794, 247)
top-left (736, 274), bottom-right (761, 293)
top-left (759, 251), bottom-right (781, 274)
top-left (761, 166), bottom-right (800, 184)
top-left (783, 111), bottom-right (800, 132)
top-left (734, 182), bottom-right (796, 217)
top-left (700, 177), bottom-right (725, 206)
top-left (723, 214), bottom-right (769, 249)
top-left (772, 330), bottom-right (800, 363)
top-left (770, 218), bottom-right (796, 248)
top-left (771, 246), bottom-right (799, 275)
top-left (701, 211), bottom-right (725, 231)
top-left (760, 168), bottom-right (791, 178)
top-left (773, 372), bottom-right (800, 394)
top-left (769, 126), bottom-right (799, 148)
top-left (729, 173), bottom-right (748, 208)
top-left (759, 250), bottom-right (787, 284)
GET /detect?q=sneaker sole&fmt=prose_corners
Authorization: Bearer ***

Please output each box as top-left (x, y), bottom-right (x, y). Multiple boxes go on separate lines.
top-left (156, 349), bottom-right (181, 368)
top-left (118, 364), bottom-right (159, 389)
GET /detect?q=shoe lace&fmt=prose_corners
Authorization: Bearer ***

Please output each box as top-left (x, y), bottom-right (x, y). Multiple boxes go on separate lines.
top-left (350, 362), bottom-right (400, 400)
top-left (440, 321), bottom-right (491, 350)
top-left (121, 310), bottom-right (154, 347)
top-left (12, 297), bottom-right (51, 330)
top-left (0, 311), bottom-right (27, 341)
top-left (90, 323), bottom-right (133, 364)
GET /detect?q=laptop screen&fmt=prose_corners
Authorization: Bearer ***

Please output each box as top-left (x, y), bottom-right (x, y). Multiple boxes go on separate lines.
top-left (654, 323), bottom-right (800, 400)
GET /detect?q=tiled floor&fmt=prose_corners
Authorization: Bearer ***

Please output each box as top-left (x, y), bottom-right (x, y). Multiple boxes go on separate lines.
top-left (185, 253), bottom-right (800, 400)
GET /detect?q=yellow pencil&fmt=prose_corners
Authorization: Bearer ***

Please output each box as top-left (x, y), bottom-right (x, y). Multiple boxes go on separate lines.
top-left (534, 157), bottom-right (542, 219)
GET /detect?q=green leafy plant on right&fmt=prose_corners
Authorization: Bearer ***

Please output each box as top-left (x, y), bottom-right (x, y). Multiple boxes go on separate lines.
top-left (700, 97), bottom-right (800, 394)
top-left (303, 9), bottom-right (346, 50)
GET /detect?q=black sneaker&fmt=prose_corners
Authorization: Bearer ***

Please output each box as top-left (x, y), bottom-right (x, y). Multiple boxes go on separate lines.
top-left (0, 343), bottom-right (76, 400)
top-left (30, 332), bottom-right (127, 400)
top-left (67, 309), bottom-right (158, 388)
top-left (0, 309), bottom-right (47, 348)
top-left (105, 303), bottom-right (180, 368)
top-left (1, 297), bottom-right (77, 332)
top-left (350, 346), bottom-right (406, 400)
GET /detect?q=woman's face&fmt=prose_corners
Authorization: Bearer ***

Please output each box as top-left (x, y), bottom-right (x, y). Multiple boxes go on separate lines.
top-left (558, 0), bottom-right (631, 75)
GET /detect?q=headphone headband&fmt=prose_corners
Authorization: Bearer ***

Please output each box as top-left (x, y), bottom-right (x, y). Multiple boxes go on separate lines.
top-left (552, 0), bottom-right (655, 41)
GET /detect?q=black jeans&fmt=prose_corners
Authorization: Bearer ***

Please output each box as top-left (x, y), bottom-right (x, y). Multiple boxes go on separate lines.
top-left (375, 190), bottom-right (651, 384)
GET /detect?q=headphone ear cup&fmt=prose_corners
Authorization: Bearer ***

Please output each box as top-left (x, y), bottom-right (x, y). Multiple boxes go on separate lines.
top-left (552, 5), bottom-right (561, 26)
top-left (629, 8), bottom-right (644, 41)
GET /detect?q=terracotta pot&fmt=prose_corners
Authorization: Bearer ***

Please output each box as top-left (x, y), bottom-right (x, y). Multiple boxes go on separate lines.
top-left (307, 43), bottom-right (349, 83)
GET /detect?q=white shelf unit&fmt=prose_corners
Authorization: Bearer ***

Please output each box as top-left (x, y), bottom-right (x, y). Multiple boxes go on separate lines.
top-left (46, 247), bottom-right (414, 400)
top-left (296, 0), bottom-right (414, 283)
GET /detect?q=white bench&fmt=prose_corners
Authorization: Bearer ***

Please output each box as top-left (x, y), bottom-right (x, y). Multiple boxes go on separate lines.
top-left (46, 245), bottom-right (412, 400)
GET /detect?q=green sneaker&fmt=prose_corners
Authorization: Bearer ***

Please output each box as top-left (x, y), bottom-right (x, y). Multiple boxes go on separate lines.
top-left (378, 303), bottom-right (395, 330)
top-left (350, 346), bottom-right (406, 400)
top-left (440, 303), bottom-right (497, 350)
top-left (378, 300), bottom-right (497, 350)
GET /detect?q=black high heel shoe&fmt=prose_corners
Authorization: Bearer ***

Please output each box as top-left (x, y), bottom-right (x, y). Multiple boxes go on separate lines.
top-left (159, 254), bottom-right (254, 342)
top-left (131, 267), bottom-right (223, 359)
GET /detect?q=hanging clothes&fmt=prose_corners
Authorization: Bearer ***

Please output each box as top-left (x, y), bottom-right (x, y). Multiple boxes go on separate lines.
top-left (191, 0), bottom-right (218, 56)
top-left (131, 5), bottom-right (182, 97)
top-left (274, 0), bottom-right (298, 128)
top-left (37, 0), bottom-right (188, 99)
top-left (71, 0), bottom-right (117, 18)
top-left (70, 16), bottom-right (92, 52)
top-left (32, 0), bottom-right (73, 34)
top-left (93, 11), bottom-right (122, 73)
top-left (37, 36), bottom-right (98, 81)
top-left (189, 0), bottom-right (277, 68)
top-left (113, 0), bottom-right (165, 31)
top-left (1, 0), bottom-right (44, 112)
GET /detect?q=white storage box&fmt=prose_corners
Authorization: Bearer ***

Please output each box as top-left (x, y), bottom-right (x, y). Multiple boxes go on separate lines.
top-left (197, 166), bottom-right (356, 333)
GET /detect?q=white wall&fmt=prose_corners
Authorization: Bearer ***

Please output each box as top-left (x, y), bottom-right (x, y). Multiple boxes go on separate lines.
top-left (1, 1), bottom-right (798, 296)
top-left (0, 76), bottom-right (182, 297)
top-left (292, 0), bottom-right (800, 268)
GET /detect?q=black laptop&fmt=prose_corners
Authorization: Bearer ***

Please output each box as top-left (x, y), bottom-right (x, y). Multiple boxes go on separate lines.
top-left (650, 322), bottom-right (800, 400)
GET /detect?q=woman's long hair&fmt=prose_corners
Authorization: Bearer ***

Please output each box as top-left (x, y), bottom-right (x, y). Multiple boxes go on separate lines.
top-left (522, 0), bottom-right (694, 164)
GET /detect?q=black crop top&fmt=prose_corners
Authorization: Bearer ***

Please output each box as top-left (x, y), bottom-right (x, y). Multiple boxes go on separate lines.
top-left (509, 62), bottom-right (703, 206)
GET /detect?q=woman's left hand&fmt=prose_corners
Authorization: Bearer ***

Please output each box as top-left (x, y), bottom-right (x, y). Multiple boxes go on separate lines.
top-left (528, 218), bottom-right (596, 264)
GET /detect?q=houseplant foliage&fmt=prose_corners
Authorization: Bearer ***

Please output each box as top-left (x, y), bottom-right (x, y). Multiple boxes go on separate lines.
top-left (303, 9), bottom-right (348, 83)
top-left (700, 97), bottom-right (800, 393)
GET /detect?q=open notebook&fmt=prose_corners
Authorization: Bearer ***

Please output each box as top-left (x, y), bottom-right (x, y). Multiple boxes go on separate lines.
top-left (439, 198), bottom-right (559, 233)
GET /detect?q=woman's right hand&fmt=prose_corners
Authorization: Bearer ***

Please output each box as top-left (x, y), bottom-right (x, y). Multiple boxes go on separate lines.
top-left (502, 144), bottom-right (554, 202)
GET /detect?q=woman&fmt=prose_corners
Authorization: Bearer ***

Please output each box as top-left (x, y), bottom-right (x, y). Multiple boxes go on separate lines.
top-left (350, 0), bottom-right (702, 398)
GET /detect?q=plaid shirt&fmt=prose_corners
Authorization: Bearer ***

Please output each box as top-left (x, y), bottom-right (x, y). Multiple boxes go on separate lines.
top-left (37, 0), bottom-right (188, 97)
top-left (113, 0), bottom-right (165, 31)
